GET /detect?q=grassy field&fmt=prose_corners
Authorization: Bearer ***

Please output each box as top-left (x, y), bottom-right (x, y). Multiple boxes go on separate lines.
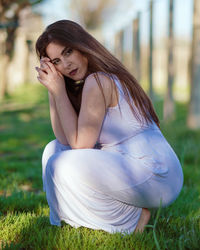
top-left (0, 84), bottom-right (199, 250)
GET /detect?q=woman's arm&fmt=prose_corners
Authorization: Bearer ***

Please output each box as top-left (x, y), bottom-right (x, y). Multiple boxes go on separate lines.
top-left (38, 57), bottom-right (68, 145)
top-left (53, 73), bottom-right (112, 149)
top-left (48, 92), bottom-right (69, 145)
top-left (36, 62), bottom-right (112, 149)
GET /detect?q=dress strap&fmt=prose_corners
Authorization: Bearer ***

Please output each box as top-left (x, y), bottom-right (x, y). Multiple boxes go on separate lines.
top-left (111, 75), bottom-right (125, 106)
top-left (112, 75), bottom-right (124, 94)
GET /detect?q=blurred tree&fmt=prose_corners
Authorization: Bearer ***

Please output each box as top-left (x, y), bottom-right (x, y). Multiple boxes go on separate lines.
top-left (0, 0), bottom-right (43, 99)
top-left (115, 29), bottom-right (124, 62)
top-left (132, 12), bottom-right (141, 83)
top-left (70, 0), bottom-right (116, 29)
top-left (148, 0), bottom-right (154, 102)
top-left (187, 0), bottom-right (200, 128)
top-left (164, 0), bottom-right (175, 120)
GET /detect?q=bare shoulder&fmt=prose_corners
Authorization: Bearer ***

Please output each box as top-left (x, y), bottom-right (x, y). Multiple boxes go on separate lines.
top-left (84, 72), bottom-right (113, 90)
top-left (82, 72), bottom-right (114, 107)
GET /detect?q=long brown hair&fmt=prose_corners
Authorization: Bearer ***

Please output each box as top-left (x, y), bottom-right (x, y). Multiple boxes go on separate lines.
top-left (35, 20), bottom-right (160, 127)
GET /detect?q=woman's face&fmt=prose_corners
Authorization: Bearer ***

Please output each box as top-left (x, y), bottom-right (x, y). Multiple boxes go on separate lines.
top-left (46, 42), bottom-right (88, 81)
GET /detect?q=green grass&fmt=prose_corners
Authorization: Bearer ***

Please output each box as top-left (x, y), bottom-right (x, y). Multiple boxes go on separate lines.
top-left (0, 84), bottom-right (200, 250)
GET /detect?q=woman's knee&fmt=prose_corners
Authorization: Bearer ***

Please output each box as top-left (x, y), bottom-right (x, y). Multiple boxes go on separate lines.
top-left (42, 139), bottom-right (58, 168)
top-left (45, 152), bottom-right (69, 183)
top-left (45, 150), bottom-right (85, 182)
top-left (42, 139), bottom-right (71, 165)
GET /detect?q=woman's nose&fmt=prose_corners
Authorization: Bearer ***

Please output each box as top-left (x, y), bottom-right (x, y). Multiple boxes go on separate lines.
top-left (63, 60), bottom-right (71, 69)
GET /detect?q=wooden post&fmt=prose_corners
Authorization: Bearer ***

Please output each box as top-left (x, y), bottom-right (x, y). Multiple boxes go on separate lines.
top-left (119, 29), bottom-right (124, 63)
top-left (114, 30), bottom-right (123, 62)
top-left (0, 54), bottom-right (9, 100)
top-left (0, 30), bottom-right (9, 100)
top-left (187, 0), bottom-right (200, 128)
top-left (133, 12), bottom-right (141, 82)
top-left (149, 0), bottom-right (154, 101)
top-left (164, 0), bottom-right (175, 120)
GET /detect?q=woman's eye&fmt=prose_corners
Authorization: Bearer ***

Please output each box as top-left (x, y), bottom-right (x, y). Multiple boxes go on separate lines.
top-left (64, 48), bottom-right (73, 56)
top-left (53, 59), bottom-right (60, 65)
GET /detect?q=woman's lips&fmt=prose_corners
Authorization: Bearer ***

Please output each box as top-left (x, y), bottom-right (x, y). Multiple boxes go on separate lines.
top-left (69, 69), bottom-right (78, 76)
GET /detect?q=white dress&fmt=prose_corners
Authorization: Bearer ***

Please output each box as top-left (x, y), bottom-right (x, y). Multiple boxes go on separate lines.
top-left (42, 74), bottom-right (183, 234)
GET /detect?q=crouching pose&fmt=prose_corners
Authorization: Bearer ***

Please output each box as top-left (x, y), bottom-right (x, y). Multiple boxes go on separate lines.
top-left (35, 20), bottom-right (183, 234)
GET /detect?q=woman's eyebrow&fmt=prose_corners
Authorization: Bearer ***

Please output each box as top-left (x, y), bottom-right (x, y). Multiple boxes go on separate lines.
top-left (61, 47), bottom-right (69, 55)
top-left (50, 47), bottom-right (69, 62)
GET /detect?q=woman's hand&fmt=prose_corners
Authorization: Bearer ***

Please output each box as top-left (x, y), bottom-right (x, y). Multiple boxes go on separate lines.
top-left (39, 57), bottom-right (50, 73)
top-left (35, 57), bottom-right (65, 97)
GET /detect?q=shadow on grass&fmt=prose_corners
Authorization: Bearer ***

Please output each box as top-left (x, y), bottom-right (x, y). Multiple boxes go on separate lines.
top-left (0, 183), bottom-right (199, 250)
top-left (0, 215), bottom-right (155, 250)
top-left (0, 191), bottom-right (47, 215)
top-left (0, 86), bottom-right (200, 249)
top-left (0, 86), bottom-right (52, 236)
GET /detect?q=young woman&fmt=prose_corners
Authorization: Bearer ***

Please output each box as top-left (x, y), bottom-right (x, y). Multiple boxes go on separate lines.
top-left (35, 20), bottom-right (183, 234)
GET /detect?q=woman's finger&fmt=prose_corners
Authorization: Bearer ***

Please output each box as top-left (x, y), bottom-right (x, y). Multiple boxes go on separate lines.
top-left (41, 57), bottom-right (50, 62)
top-left (40, 64), bottom-right (47, 71)
top-left (37, 76), bottom-right (48, 88)
top-left (36, 67), bottom-right (48, 78)
top-left (39, 62), bottom-right (52, 74)
top-left (57, 71), bottom-right (64, 78)
top-left (41, 62), bottom-right (52, 73)
top-left (40, 57), bottom-right (50, 70)
top-left (45, 61), bottom-right (57, 74)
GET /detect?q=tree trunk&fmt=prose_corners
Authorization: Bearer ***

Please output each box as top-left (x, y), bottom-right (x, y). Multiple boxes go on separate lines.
top-left (164, 0), bottom-right (175, 120)
top-left (0, 54), bottom-right (9, 100)
top-left (149, 0), bottom-right (154, 102)
top-left (187, 0), bottom-right (200, 128)
top-left (114, 30), bottom-right (124, 62)
top-left (133, 12), bottom-right (141, 83)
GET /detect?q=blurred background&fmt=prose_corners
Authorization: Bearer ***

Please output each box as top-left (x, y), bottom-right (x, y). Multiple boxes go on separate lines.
top-left (1, 2), bottom-right (200, 248)
top-left (0, 0), bottom-right (200, 127)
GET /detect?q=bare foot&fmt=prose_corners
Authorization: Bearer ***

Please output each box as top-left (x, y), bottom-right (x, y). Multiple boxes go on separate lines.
top-left (135, 208), bottom-right (151, 233)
